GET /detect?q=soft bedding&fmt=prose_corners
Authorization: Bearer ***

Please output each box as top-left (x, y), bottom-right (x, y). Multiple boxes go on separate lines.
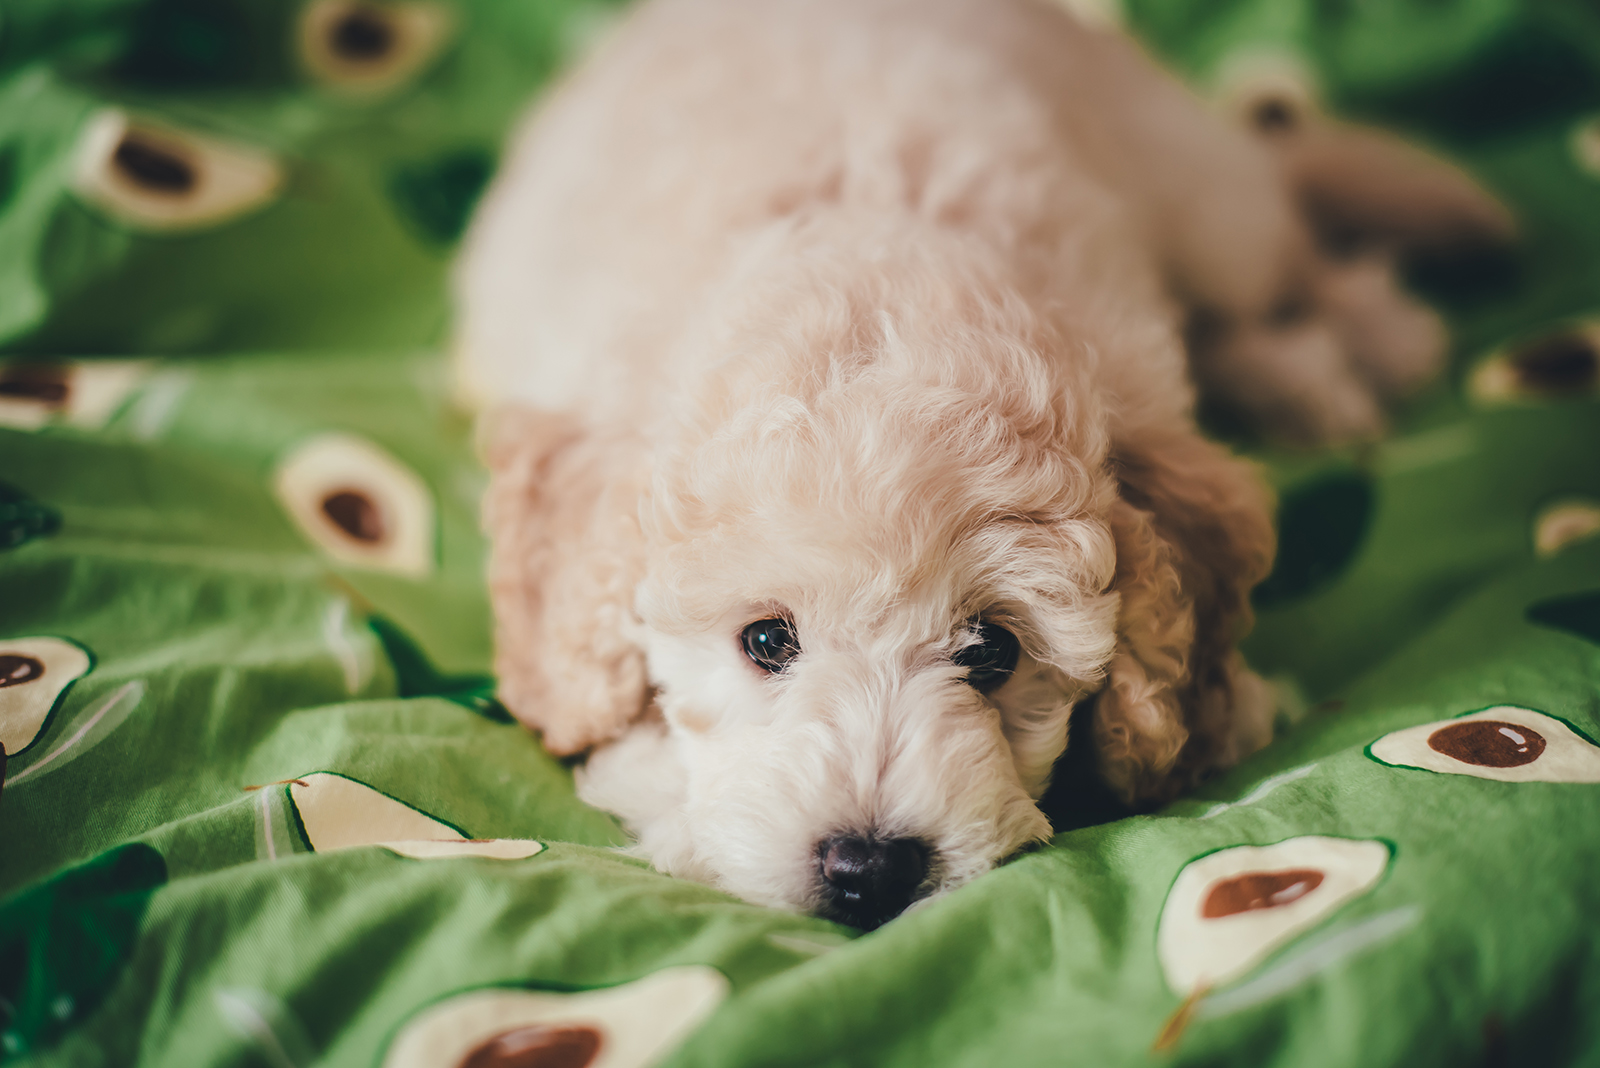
top-left (3, 0), bottom-right (1600, 1065)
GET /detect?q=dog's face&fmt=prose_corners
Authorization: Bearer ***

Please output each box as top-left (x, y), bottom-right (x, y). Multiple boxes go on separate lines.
top-left (603, 327), bottom-right (1124, 927)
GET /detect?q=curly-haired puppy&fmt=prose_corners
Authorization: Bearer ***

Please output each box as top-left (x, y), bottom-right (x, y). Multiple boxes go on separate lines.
top-left (455, 0), bottom-right (1509, 928)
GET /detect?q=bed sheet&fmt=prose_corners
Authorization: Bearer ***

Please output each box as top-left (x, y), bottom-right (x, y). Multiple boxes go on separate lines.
top-left (3, 0), bottom-right (1599, 1065)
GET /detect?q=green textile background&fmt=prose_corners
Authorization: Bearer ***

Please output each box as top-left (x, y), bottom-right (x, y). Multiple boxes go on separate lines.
top-left (2, 0), bottom-right (1599, 1065)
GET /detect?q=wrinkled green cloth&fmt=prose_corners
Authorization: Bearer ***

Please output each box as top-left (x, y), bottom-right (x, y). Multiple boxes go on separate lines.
top-left (3, 0), bottom-right (1599, 1065)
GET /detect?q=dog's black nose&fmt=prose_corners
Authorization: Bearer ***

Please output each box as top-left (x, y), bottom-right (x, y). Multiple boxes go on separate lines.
top-left (818, 835), bottom-right (929, 929)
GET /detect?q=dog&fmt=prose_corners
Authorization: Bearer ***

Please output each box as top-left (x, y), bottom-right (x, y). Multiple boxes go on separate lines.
top-left (454, 0), bottom-right (1510, 928)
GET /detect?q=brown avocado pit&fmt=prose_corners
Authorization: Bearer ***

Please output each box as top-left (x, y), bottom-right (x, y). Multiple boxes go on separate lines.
top-left (1427, 720), bottom-right (1545, 768)
top-left (1202, 869), bottom-right (1326, 918)
top-left (458, 1025), bottom-right (603, 1068)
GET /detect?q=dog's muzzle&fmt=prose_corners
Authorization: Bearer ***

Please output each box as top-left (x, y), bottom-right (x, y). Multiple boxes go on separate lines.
top-left (817, 835), bottom-right (929, 930)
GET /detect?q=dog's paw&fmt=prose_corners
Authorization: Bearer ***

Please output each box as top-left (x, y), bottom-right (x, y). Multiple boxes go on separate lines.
top-left (1215, 656), bottom-right (1277, 768)
top-left (1318, 253), bottom-right (1448, 400)
top-left (1198, 318), bottom-right (1387, 446)
top-left (1269, 377), bottom-right (1386, 448)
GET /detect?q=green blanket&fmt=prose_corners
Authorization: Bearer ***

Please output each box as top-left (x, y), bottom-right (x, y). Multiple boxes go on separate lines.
top-left (3, 0), bottom-right (1599, 1065)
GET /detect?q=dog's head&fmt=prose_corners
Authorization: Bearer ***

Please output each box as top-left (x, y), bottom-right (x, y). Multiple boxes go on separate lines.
top-left (628, 304), bottom-right (1125, 926)
top-left (483, 225), bottom-right (1269, 927)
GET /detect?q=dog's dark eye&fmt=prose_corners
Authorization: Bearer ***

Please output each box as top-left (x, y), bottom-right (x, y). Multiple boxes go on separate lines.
top-left (742, 618), bottom-right (800, 673)
top-left (953, 621), bottom-right (1020, 694)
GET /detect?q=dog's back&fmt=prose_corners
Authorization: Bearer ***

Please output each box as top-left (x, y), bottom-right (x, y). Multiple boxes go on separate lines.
top-left (453, 0), bottom-right (1292, 423)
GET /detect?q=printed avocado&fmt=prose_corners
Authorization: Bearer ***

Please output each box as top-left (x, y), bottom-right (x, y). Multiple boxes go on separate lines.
top-left (1157, 837), bottom-right (1390, 994)
top-left (273, 433), bottom-right (437, 576)
top-left (1369, 706), bottom-right (1600, 783)
top-left (1533, 499), bottom-right (1600, 557)
top-left (71, 110), bottom-right (283, 232)
top-left (382, 839), bottom-right (542, 860)
top-left (0, 361), bottom-right (149, 432)
top-left (285, 773), bottom-right (539, 858)
top-left (298, 0), bottom-right (454, 95)
top-left (0, 637), bottom-right (91, 757)
top-left (1469, 325), bottom-right (1600, 403)
top-left (381, 967), bottom-right (728, 1068)
top-left (288, 772), bottom-right (464, 851)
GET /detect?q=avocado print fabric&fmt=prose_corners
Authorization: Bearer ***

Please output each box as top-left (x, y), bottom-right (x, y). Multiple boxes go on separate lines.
top-left (2, 0), bottom-right (1599, 1065)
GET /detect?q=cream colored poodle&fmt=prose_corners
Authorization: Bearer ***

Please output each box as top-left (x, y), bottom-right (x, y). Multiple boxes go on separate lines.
top-left (454, 0), bottom-right (1508, 928)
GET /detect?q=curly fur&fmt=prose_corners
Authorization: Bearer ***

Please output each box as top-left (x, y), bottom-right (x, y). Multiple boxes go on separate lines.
top-left (457, 0), bottom-right (1506, 915)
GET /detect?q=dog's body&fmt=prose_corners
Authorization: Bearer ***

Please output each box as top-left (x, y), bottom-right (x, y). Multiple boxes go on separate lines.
top-left (457, 0), bottom-right (1506, 926)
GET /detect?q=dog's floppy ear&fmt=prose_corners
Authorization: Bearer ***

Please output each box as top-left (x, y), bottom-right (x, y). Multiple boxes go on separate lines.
top-left (1095, 493), bottom-right (1194, 802)
top-left (480, 405), bottom-right (651, 755)
top-left (1094, 430), bottom-right (1277, 804)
